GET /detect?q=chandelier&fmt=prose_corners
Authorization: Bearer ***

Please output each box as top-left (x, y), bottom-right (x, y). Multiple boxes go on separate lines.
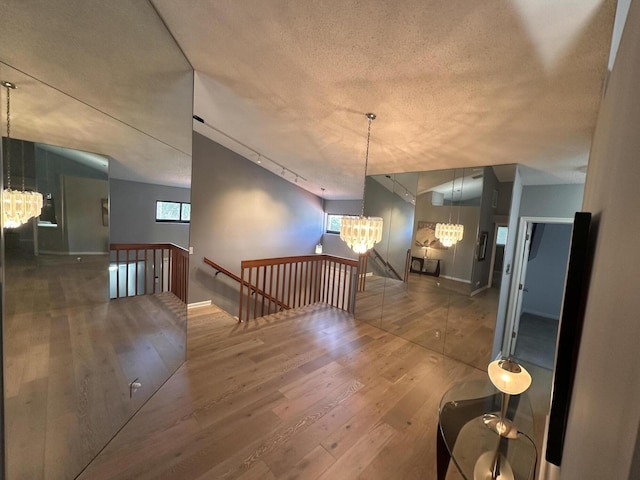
top-left (435, 169), bottom-right (464, 247)
top-left (340, 113), bottom-right (383, 254)
top-left (2, 80), bottom-right (43, 229)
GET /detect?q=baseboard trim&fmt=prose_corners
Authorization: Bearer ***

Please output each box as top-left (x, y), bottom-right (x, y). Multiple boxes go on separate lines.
top-left (470, 285), bottom-right (489, 297)
top-left (188, 300), bottom-right (212, 309)
top-left (440, 275), bottom-right (471, 284)
top-left (522, 309), bottom-right (560, 321)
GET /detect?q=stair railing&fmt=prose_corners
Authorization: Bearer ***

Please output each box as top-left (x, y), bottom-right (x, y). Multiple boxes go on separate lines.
top-left (238, 254), bottom-right (359, 322)
top-left (110, 243), bottom-right (189, 303)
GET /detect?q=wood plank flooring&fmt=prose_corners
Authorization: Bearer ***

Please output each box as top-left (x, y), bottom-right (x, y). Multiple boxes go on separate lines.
top-left (356, 274), bottom-right (499, 370)
top-left (78, 303), bottom-right (493, 479)
top-left (4, 255), bottom-right (186, 480)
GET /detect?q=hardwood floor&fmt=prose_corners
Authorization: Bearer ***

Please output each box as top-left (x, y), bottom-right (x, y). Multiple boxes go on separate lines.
top-left (356, 274), bottom-right (499, 370)
top-left (4, 255), bottom-right (186, 480)
top-left (79, 303), bottom-right (495, 479)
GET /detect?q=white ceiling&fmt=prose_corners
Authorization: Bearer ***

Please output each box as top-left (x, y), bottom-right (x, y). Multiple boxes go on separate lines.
top-left (0, 1), bottom-right (621, 198)
top-left (0, 1), bottom-right (193, 188)
top-left (155, 0), bottom-right (618, 198)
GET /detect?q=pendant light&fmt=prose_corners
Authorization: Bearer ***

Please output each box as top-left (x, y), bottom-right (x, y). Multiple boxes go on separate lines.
top-left (340, 113), bottom-right (383, 254)
top-left (435, 169), bottom-right (464, 247)
top-left (2, 80), bottom-right (44, 229)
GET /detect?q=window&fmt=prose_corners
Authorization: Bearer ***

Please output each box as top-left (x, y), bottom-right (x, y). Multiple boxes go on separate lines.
top-left (326, 214), bottom-right (343, 233)
top-left (496, 226), bottom-right (508, 246)
top-left (156, 201), bottom-right (190, 223)
top-left (327, 214), bottom-right (352, 234)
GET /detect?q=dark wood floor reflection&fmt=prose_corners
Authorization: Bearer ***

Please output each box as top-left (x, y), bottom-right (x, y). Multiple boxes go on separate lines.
top-left (79, 303), bottom-right (496, 479)
top-left (4, 254), bottom-right (186, 480)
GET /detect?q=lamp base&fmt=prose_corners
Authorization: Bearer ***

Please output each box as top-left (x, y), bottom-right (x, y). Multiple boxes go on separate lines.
top-left (482, 414), bottom-right (519, 439)
top-left (474, 451), bottom-right (515, 480)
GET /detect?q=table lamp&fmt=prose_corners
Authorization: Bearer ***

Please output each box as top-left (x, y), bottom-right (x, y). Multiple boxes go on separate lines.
top-left (475, 358), bottom-right (532, 480)
top-left (483, 358), bottom-right (532, 439)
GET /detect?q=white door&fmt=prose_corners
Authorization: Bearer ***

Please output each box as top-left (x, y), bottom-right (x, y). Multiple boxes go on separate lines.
top-left (509, 222), bottom-right (533, 355)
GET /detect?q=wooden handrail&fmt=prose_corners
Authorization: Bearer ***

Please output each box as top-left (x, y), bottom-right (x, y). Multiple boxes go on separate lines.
top-left (358, 253), bottom-right (369, 291)
top-left (204, 257), bottom-right (242, 283)
top-left (109, 243), bottom-right (189, 303)
top-left (370, 247), bottom-right (403, 281)
top-left (204, 256), bottom-right (289, 312)
top-left (404, 248), bottom-right (411, 283)
top-left (238, 254), bottom-right (359, 322)
top-left (110, 242), bottom-right (186, 251)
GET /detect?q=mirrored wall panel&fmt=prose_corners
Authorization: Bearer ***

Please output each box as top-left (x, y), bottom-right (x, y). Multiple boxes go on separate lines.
top-left (356, 166), bottom-right (514, 370)
top-left (1, 3), bottom-right (193, 478)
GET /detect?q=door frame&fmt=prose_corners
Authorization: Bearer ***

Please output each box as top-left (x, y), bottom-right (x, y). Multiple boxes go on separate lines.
top-left (487, 222), bottom-right (508, 289)
top-left (502, 216), bottom-right (573, 357)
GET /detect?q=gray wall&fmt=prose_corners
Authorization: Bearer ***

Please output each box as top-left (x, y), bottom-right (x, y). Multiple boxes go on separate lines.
top-left (492, 166), bottom-right (523, 357)
top-left (560, 1), bottom-right (640, 477)
top-left (64, 176), bottom-right (109, 254)
top-left (413, 192), bottom-right (479, 283)
top-left (322, 199), bottom-right (361, 259)
top-left (471, 167), bottom-right (500, 290)
top-left (109, 178), bottom-right (190, 248)
top-left (521, 223), bottom-right (572, 319)
top-left (189, 132), bottom-right (323, 306)
top-left (35, 144), bottom-right (109, 254)
top-left (365, 177), bottom-right (415, 277)
top-left (519, 184), bottom-right (584, 219)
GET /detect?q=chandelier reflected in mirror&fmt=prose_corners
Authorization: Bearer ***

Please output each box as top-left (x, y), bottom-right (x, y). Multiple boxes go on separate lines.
top-left (340, 113), bottom-right (384, 254)
top-left (435, 168), bottom-right (464, 247)
top-left (2, 80), bottom-right (44, 229)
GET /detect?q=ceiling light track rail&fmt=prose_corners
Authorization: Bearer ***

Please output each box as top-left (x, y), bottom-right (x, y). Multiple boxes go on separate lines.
top-left (193, 114), bottom-right (307, 183)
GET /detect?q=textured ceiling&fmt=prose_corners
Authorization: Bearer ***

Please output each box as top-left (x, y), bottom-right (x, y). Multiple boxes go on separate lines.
top-left (154, 0), bottom-right (617, 198)
top-left (0, 1), bottom-right (193, 188)
top-left (0, 1), bottom-right (619, 198)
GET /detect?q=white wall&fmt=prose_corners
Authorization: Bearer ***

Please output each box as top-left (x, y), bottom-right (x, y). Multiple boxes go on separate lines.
top-left (559, 0), bottom-right (640, 477)
top-left (189, 132), bottom-right (323, 306)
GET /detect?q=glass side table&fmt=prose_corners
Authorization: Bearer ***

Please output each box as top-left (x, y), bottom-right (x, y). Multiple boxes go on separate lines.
top-left (437, 380), bottom-right (537, 480)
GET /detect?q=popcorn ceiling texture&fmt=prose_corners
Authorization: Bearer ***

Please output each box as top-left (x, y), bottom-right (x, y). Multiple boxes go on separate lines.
top-left (0, 1), bottom-right (617, 196)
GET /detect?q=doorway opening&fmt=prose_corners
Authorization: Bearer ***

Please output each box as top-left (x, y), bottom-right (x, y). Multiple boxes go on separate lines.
top-left (504, 217), bottom-right (573, 370)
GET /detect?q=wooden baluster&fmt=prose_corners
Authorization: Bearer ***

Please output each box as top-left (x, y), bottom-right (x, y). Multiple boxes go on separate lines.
top-left (135, 249), bottom-right (139, 296)
top-left (305, 260), bottom-right (311, 306)
top-left (125, 249), bottom-right (130, 297)
top-left (144, 249), bottom-right (148, 295)
top-left (328, 258), bottom-right (333, 305)
top-left (268, 264), bottom-right (274, 315)
top-left (261, 265), bottom-right (267, 317)
top-left (238, 266), bottom-right (243, 320)
top-left (275, 263), bottom-right (281, 311)
top-left (347, 263), bottom-right (352, 309)
top-left (115, 249), bottom-right (120, 298)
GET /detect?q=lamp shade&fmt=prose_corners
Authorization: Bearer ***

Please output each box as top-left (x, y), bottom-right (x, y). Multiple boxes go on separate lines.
top-left (488, 359), bottom-right (531, 395)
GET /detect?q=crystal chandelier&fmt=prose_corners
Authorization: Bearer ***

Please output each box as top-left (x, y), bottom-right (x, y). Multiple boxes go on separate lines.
top-left (435, 169), bottom-right (464, 247)
top-left (2, 80), bottom-right (44, 229)
top-left (340, 113), bottom-right (383, 254)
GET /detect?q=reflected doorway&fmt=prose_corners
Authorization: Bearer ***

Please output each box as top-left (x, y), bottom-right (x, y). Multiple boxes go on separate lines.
top-left (488, 224), bottom-right (508, 289)
top-left (508, 219), bottom-right (573, 370)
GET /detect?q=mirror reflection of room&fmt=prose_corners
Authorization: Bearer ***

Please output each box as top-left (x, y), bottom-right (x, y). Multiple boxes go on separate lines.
top-left (2, 138), bottom-right (189, 479)
top-left (1, 4), bottom-right (193, 474)
top-left (357, 165), bottom-right (514, 371)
